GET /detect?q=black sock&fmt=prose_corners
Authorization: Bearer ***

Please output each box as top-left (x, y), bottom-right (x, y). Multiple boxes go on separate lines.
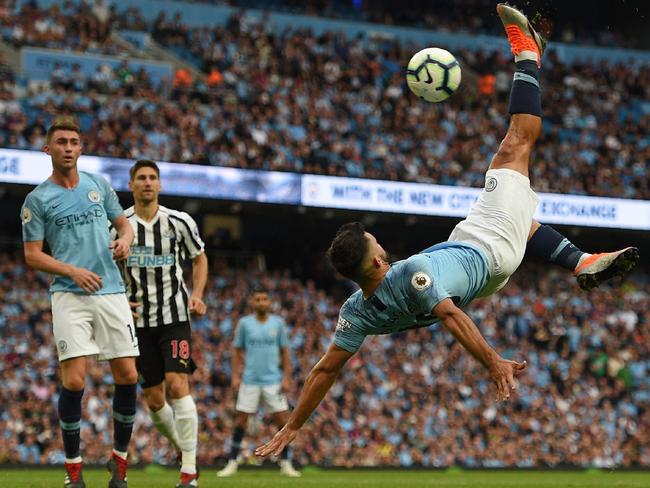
top-left (280, 446), bottom-right (289, 460)
top-left (527, 225), bottom-right (585, 271)
top-left (229, 426), bottom-right (245, 460)
top-left (508, 60), bottom-right (541, 116)
top-left (112, 384), bottom-right (137, 453)
top-left (58, 387), bottom-right (84, 459)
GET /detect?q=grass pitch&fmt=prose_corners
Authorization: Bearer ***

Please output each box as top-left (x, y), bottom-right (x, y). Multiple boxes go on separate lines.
top-left (1, 467), bottom-right (649, 487)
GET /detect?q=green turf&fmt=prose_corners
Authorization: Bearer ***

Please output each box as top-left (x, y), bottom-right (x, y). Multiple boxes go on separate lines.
top-left (1, 468), bottom-right (649, 488)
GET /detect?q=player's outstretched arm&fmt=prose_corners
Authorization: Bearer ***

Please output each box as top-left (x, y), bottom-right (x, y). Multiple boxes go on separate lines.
top-left (24, 240), bottom-right (103, 293)
top-left (255, 343), bottom-right (353, 457)
top-left (434, 298), bottom-right (527, 402)
top-left (109, 215), bottom-right (134, 260)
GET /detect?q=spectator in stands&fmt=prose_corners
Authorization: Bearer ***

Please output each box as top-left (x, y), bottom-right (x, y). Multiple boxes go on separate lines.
top-left (173, 67), bottom-right (193, 97)
top-left (2, 8), bottom-right (649, 199)
top-left (0, 249), bottom-right (648, 467)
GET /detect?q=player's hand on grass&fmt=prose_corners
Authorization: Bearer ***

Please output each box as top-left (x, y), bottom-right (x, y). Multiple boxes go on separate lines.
top-left (189, 294), bottom-right (206, 316)
top-left (488, 357), bottom-right (527, 402)
top-left (109, 237), bottom-right (131, 260)
top-left (255, 424), bottom-right (298, 457)
top-left (69, 266), bottom-right (102, 293)
top-left (129, 301), bottom-right (140, 319)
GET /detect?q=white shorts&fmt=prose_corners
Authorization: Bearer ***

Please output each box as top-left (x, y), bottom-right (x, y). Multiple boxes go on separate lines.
top-left (52, 292), bottom-right (140, 362)
top-left (448, 168), bottom-right (539, 297)
top-left (235, 383), bottom-right (289, 414)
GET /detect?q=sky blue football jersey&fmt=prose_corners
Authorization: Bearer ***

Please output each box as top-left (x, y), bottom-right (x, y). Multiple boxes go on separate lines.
top-left (21, 171), bottom-right (126, 294)
top-left (234, 314), bottom-right (289, 386)
top-left (333, 242), bottom-right (490, 353)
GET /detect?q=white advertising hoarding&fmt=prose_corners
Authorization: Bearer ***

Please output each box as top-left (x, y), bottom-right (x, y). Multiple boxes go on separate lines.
top-left (301, 174), bottom-right (650, 231)
top-left (2, 148), bottom-right (648, 230)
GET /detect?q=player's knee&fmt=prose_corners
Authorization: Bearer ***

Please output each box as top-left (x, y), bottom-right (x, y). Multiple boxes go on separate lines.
top-left (235, 415), bottom-right (248, 429)
top-left (144, 385), bottom-right (165, 411)
top-left (494, 138), bottom-right (525, 163)
top-left (62, 376), bottom-right (85, 391)
top-left (116, 369), bottom-right (139, 385)
top-left (146, 396), bottom-right (165, 412)
top-left (167, 376), bottom-right (189, 399)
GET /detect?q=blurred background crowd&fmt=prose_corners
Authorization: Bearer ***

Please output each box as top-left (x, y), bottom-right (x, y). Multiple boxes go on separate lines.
top-left (0, 1), bottom-right (648, 198)
top-left (0, 0), bottom-right (648, 470)
top-left (0, 252), bottom-right (648, 467)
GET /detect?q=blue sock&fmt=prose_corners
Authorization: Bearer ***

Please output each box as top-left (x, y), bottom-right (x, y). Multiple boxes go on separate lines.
top-left (280, 446), bottom-right (290, 460)
top-left (58, 387), bottom-right (84, 459)
top-left (508, 60), bottom-right (541, 116)
top-left (229, 426), bottom-right (245, 460)
top-left (527, 225), bottom-right (585, 271)
top-left (113, 384), bottom-right (137, 453)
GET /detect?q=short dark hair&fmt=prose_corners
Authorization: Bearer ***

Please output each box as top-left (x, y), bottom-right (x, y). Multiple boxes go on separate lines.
top-left (129, 159), bottom-right (160, 181)
top-left (326, 222), bottom-right (368, 280)
top-left (251, 285), bottom-right (268, 296)
top-left (46, 116), bottom-right (80, 143)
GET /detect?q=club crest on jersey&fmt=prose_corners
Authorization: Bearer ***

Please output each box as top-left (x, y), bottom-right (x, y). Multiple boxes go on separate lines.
top-left (88, 190), bottom-right (101, 203)
top-left (485, 177), bottom-right (498, 192)
top-left (411, 272), bottom-right (432, 291)
top-left (21, 207), bottom-right (32, 224)
top-left (163, 228), bottom-right (176, 240)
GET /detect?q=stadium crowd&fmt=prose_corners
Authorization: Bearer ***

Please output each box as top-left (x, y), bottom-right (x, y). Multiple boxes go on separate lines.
top-left (0, 5), bottom-right (648, 199)
top-left (166, 0), bottom-right (640, 49)
top-left (1, 0), bottom-right (124, 54)
top-left (0, 251), bottom-right (648, 467)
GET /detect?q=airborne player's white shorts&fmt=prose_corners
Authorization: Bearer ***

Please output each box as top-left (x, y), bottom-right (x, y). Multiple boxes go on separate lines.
top-left (448, 168), bottom-right (539, 297)
top-left (236, 383), bottom-right (289, 414)
top-left (52, 292), bottom-right (140, 362)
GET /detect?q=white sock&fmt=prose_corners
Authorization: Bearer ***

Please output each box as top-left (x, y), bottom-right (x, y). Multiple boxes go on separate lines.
top-left (65, 456), bottom-right (82, 464)
top-left (172, 395), bottom-right (198, 474)
top-left (515, 50), bottom-right (539, 64)
top-left (112, 449), bottom-right (128, 460)
top-left (150, 403), bottom-right (181, 451)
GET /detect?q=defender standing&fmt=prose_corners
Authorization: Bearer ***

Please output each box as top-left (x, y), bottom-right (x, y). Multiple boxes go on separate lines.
top-left (22, 117), bottom-right (139, 488)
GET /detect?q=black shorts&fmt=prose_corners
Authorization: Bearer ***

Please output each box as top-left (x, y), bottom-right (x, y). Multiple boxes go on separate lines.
top-left (135, 322), bottom-right (197, 388)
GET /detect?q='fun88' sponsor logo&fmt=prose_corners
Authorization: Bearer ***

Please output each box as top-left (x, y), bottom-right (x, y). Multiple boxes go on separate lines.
top-left (127, 249), bottom-right (175, 268)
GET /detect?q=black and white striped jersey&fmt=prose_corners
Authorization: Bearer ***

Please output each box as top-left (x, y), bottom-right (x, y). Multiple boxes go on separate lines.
top-left (116, 205), bottom-right (205, 328)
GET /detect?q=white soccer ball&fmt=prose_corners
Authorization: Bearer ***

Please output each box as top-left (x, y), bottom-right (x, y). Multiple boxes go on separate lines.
top-left (406, 47), bottom-right (462, 103)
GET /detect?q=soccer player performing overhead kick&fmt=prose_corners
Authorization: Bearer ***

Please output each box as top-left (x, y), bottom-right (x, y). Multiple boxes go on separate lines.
top-left (256, 4), bottom-right (639, 458)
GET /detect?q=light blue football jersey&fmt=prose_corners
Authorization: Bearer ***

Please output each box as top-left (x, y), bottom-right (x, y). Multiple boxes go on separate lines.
top-left (333, 242), bottom-right (490, 353)
top-left (234, 314), bottom-right (289, 386)
top-left (21, 171), bottom-right (126, 294)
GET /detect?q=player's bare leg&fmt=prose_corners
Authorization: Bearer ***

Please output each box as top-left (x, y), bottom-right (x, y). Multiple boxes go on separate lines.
top-left (143, 381), bottom-right (182, 454)
top-left (217, 411), bottom-right (249, 477)
top-left (493, 5), bottom-right (640, 289)
top-left (60, 357), bottom-right (87, 488)
top-left (490, 4), bottom-right (545, 177)
top-left (489, 114), bottom-right (540, 176)
top-left (106, 357), bottom-right (138, 488)
top-left (271, 411), bottom-right (301, 477)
